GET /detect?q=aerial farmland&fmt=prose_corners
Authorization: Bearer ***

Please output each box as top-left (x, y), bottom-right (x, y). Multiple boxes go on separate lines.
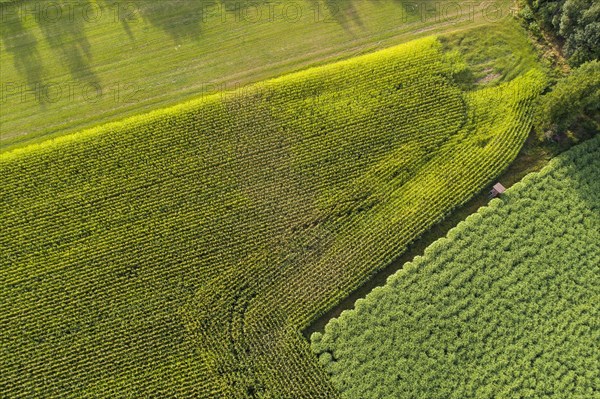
top-left (1, 1), bottom-right (598, 398)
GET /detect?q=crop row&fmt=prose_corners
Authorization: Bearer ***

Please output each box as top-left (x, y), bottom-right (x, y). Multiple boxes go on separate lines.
top-left (1, 36), bottom-right (545, 398)
top-left (312, 136), bottom-right (600, 399)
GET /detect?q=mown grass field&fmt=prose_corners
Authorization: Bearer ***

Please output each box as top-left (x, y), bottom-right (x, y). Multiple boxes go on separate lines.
top-left (312, 136), bottom-right (600, 399)
top-left (0, 27), bottom-right (546, 397)
top-left (0, 0), bottom-right (515, 151)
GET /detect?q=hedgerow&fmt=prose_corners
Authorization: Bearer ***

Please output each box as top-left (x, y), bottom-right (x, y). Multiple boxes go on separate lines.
top-left (1, 36), bottom-right (544, 397)
top-left (312, 136), bottom-right (600, 399)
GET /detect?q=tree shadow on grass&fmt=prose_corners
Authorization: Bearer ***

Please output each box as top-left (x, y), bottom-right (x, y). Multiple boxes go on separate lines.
top-left (105, 0), bottom-right (208, 45)
top-left (0, 1), bottom-right (45, 102)
top-left (3, 0), bottom-right (210, 101)
top-left (113, 0), bottom-right (285, 44)
top-left (308, 0), bottom-right (365, 34)
top-left (35, 0), bottom-right (99, 87)
top-left (306, 0), bottom-right (427, 35)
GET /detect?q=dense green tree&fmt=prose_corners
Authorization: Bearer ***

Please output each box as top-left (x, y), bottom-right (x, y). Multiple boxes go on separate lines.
top-left (521, 0), bottom-right (599, 66)
top-left (534, 60), bottom-right (600, 140)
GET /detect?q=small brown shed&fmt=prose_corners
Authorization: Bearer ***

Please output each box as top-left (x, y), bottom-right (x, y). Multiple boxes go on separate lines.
top-left (489, 183), bottom-right (506, 198)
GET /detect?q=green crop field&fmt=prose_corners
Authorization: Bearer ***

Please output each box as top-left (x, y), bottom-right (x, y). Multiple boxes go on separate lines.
top-left (311, 136), bottom-right (600, 399)
top-left (0, 0), bottom-right (517, 151)
top-left (0, 30), bottom-right (546, 397)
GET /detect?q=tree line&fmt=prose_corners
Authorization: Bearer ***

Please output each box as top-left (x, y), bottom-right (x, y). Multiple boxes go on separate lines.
top-left (519, 0), bottom-right (599, 141)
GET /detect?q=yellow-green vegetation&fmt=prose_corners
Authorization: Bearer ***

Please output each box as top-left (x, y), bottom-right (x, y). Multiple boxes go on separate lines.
top-left (440, 17), bottom-right (543, 86)
top-left (1, 34), bottom-right (545, 397)
top-left (312, 136), bottom-right (600, 399)
top-left (0, 0), bottom-right (513, 151)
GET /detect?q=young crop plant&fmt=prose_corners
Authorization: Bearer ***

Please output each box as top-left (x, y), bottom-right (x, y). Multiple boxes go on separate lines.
top-left (1, 35), bottom-right (545, 397)
top-left (312, 136), bottom-right (600, 399)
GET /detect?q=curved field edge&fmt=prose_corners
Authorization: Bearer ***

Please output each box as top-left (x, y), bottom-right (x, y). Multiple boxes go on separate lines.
top-left (311, 135), bottom-right (600, 398)
top-left (0, 0), bottom-right (515, 152)
top-left (291, 68), bottom-right (547, 328)
top-left (1, 36), bottom-right (545, 397)
top-left (1, 36), bottom-right (445, 160)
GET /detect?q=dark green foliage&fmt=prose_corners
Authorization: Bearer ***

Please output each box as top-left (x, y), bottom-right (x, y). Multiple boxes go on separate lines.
top-left (313, 136), bottom-right (600, 399)
top-left (520, 0), bottom-right (600, 66)
top-left (534, 60), bottom-right (600, 140)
